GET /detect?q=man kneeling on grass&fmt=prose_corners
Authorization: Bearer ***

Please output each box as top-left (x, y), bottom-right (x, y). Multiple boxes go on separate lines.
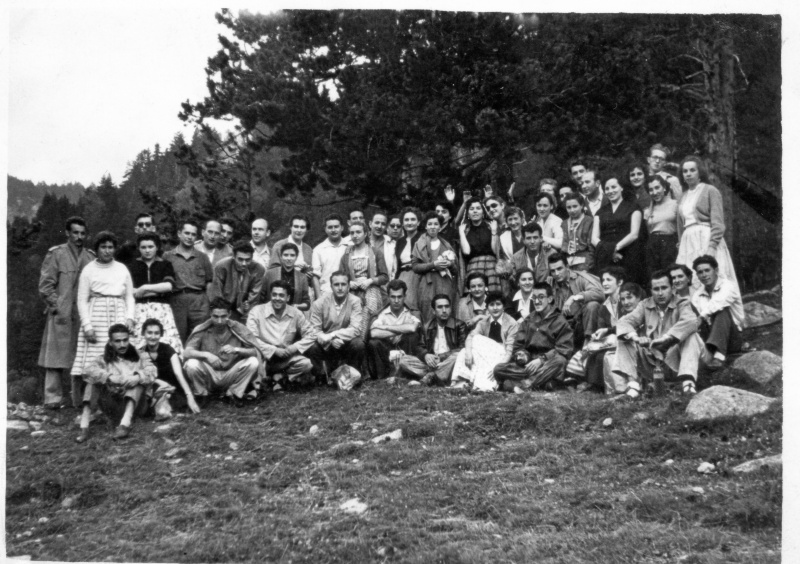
top-left (493, 283), bottom-right (573, 393)
top-left (77, 324), bottom-right (156, 443)
top-left (399, 294), bottom-right (466, 386)
top-left (183, 298), bottom-right (265, 407)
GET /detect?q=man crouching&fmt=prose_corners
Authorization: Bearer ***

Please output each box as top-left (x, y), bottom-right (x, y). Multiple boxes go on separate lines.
top-left (77, 324), bottom-right (156, 443)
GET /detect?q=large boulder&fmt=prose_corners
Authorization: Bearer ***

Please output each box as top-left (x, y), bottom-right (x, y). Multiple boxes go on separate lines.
top-left (732, 454), bottom-right (782, 474)
top-left (686, 386), bottom-right (777, 421)
top-left (743, 301), bottom-right (781, 329)
top-left (732, 351), bottom-right (783, 385)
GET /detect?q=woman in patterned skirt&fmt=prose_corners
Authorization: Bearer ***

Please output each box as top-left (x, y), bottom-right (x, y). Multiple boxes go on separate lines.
top-left (412, 212), bottom-right (458, 325)
top-left (458, 198), bottom-right (501, 294)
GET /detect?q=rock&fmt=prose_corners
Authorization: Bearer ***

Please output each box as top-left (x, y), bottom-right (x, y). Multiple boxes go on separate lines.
top-left (384, 377), bottom-right (398, 385)
top-left (602, 418), bottom-right (613, 427)
top-left (61, 495), bottom-right (80, 509)
top-left (691, 486), bottom-right (705, 494)
top-left (7, 420), bottom-right (30, 432)
top-left (633, 412), bottom-right (650, 421)
top-left (664, 459), bottom-right (674, 465)
top-left (371, 429), bottom-right (403, 444)
top-left (309, 425), bottom-right (320, 435)
top-left (732, 454), bottom-right (782, 473)
top-left (29, 422), bottom-right (43, 431)
top-left (15, 410), bottom-right (33, 421)
top-left (339, 498), bottom-right (367, 514)
top-left (30, 431), bottom-right (46, 437)
top-left (38, 517), bottom-right (49, 524)
top-left (154, 424), bottom-right (176, 434)
top-left (697, 462), bottom-right (715, 474)
top-left (229, 442), bottom-right (239, 451)
top-left (743, 301), bottom-right (781, 329)
top-left (686, 386), bottom-right (777, 421)
top-left (544, 478), bottom-right (555, 484)
top-left (164, 447), bottom-right (185, 458)
top-left (732, 351), bottom-right (782, 385)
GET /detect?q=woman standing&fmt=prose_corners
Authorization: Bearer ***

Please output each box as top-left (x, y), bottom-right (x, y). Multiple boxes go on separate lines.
top-left (676, 156), bottom-right (740, 294)
top-left (497, 206), bottom-right (524, 297)
top-left (71, 231), bottom-right (136, 386)
top-left (534, 193), bottom-right (564, 253)
top-left (412, 212), bottom-right (458, 325)
top-left (627, 163), bottom-right (650, 207)
top-left (394, 207), bottom-right (423, 310)
top-left (561, 192), bottom-right (595, 272)
top-left (459, 198), bottom-right (502, 294)
top-left (643, 175), bottom-right (679, 275)
top-left (340, 220), bottom-right (389, 339)
top-left (592, 176), bottom-right (647, 286)
top-left (128, 233), bottom-right (182, 353)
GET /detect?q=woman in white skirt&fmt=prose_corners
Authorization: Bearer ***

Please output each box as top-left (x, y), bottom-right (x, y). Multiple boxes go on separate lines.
top-left (127, 233), bottom-right (182, 353)
top-left (71, 231), bottom-right (136, 406)
top-left (676, 156), bottom-right (741, 295)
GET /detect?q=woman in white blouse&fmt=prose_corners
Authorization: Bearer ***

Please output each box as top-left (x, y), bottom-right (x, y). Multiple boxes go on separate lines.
top-left (534, 192), bottom-right (564, 254)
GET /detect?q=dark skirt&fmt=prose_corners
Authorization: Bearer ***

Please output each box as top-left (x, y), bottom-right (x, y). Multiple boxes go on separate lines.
top-left (646, 233), bottom-right (679, 277)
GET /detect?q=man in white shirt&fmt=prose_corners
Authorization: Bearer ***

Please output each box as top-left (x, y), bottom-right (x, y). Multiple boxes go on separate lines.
top-left (368, 280), bottom-right (421, 378)
top-left (691, 255), bottom-right (744, 370)
top-left (580, 169), bottom-right (604, 217)
top-left (250, 218), bottom-right (271, 268)
top-left (312, 213), bottom-right (348, 296)
top-left (341, 209), bottom-right (366, 246)
top-left (647, 143), bottom-right (683, 200)
top-left (368, 210), bottom-right (396, 281)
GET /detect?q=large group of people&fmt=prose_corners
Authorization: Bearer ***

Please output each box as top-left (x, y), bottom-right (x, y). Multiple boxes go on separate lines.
top-left (37, 144), bottom-right (747, 442)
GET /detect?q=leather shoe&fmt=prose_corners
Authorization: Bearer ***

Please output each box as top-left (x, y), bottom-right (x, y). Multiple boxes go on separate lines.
top-left (113, 425), bottom-right (131, 440)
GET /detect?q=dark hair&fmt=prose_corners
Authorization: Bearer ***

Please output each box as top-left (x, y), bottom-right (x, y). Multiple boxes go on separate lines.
top-left (600, 266), bottom-right (627, 284)
top-left (547, 253), bottom-right (566, 266)
top-left (349, 208), bottom-right (365, 220)
top-left (93, 231), bottom-right (118, 252)
top-left (522, 222), bottom-right (543, 236)
top-left (678, 155), bottom-right (710, 190)
top-left (290, 215), bottom-right (310, 229)
top-left (104, 324), bottom-right (139, 364)
top-left (619, 282), bottom-right (646, 300)
top-left (330, 270), bottom-right (350, 283)
top-left (464, 197), bottom-right (486, 219)
top-left (465, 271), bottom-right (488, 287)
top-left (108, 323), bottom-right (130, 338)
top-left (532, 281), bottom-right (553, 296)
top-left (646, 175), bottom-right (672, 195)
top-left (569, 160), bottom-right (586, 171)
top-left (431, 293), bottom-right (451, 308)
top-left (179, 221), bottom-right (199, 234)
top-left (514, 267), bottom-right (535, 284)
top-left (324, 213), bottom-right (344, 226)
top-left (484, 195), bottom-right (506, 208)
top-left (388, 214), bottom-right (402, 225)
top-left (650, 269), bottom-right (673, 286)
top-left (400, 206), bottom-right (422, 223)
top-left (65, 216), bottom-right (86, 231)
top-left (135, 212), bottom-right (153, 222)
top-left (233, 241), bottom-right (255, 256)
top-left (534, 192), bottom-right (556, 210)
top-left (422, 211), bottom-right (441, 227)
top-left (137, 233), bottom-right (161, 249)
top-left (387, 279), bottom-right (408, 294)
top-left (279, 242), bottom-right (300, 256)
top-left (269, 279), bottom-right (293, 297)
top-left (505, 206), bottom-right (525, 224)
top-left (692, 254), bottom-right (719, 271)
top-left (626, 163), bottom-right (648, 183)
top-left (562, 191), bottom-right (584, 207)
top-left (486, 291), bottom-right (506, 306)
top-left (370, 209), bottom-right (388, 222)
top-left (141, 318), bottom-right (164, 335)
top-left (209, 297), bottom-right (232, 311)
top-left (220, 217), bottom-right (235, 229)
top-left (667, 263), bottom-right (693, 283)
top-left (435, 202), bottom-right (454, 215)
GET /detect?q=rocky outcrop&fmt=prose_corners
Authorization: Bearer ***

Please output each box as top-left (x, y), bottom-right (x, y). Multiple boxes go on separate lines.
top-left (732, 351), bottom-right (782, 385)
top-left (686, 386), bottom-right (777, 421)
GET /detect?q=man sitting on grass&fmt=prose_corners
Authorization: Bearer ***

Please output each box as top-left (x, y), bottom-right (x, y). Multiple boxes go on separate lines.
top-left (493, 283), bottom-right (573, 393)
top-left (399, 294), bottom-right (467, 386)
top-left (368, 279), bottom-right (421, 379)
top-left (78, 323), bottom-right (156, 443)
top-left (548, 253), bottom-right (604, 348)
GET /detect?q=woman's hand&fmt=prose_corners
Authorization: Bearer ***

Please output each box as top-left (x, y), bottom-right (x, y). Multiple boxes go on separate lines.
top-left (484, 184), bottom-right (494, 199)
top-left (186, 394), bottom-right (201, 414)
top-left (133, 287), bottom-right (147, 299)
top-left (465, 350), bottom-right (474, 368)
top-left (126, 318), bottom-right (136, 332)
top-left (488, 219), bottom-right (499, 235)
top-left (85, 328), bottom-right (97, 344)
top-left (613, 252), bottom-right (623, 263)
top-left (444, 185), bottom-right (455, 202)
top-left (507, 182), bottom-right (515, 199)
top-left (459, 223), bottom-right (467, 234)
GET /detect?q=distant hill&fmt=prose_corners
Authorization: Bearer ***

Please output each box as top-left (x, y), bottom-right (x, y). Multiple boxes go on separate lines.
top-left (7, 175), bottom-right (86, 220)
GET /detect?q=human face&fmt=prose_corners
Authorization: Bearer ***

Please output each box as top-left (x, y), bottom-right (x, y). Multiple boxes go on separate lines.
top-left (531, 289), bottom-right (551, 313)
top-left (524, 231), bottom-right (542, 253)
top-left (96, 241), bottom-right (116, 263)
top-left (536, 197), bottom-right (552, 219)
top-left (571, 165), bottom-right (586, 184)
top-left (518, 272), bottom-right (534, 294)
top-left (629, 167), bottom-right (646, 188)
top-left (110, 331), bottom-right (131, 356)
top-left (349, 211), bottom-right (365, 225)
top-left (566, 199), bottom-right (583, 220)
top-left (270, 287), bottom-right (289, 313)
top-left (251, 219), bottom-right (269, 245)
top-left (682, 160), bottom-right (701, 188)
top-left (220, 223), bottom-right (235, 245)
top-left (648, 179), bottom-right (666, 204)
top-left (290, 220), bottom-right (308, 241)
top-left (695, 263), bottom-right (719, 289)
top-left (539, 184), bottom-right (556, 196)
top-left (370, 214), bottom-right (387, 238)
top-left (435, 206), bottom-right (451, 225)
top-left (467, 202), bottom-right (485, 223)
top-left (604, 179), bottom-right (623, 203)
top-left (549, 260), bottom-right (568, 283)
top-left (670, 269), bottom-right (690, 293)
top-left (203, 221), bottom-right (221, 247)
top-left (648, 150), bottom-right (667, 173)
top-left (601, 273), bottom-right (621, 297)
top-left (387, 219), bottom-right (403, 240)
top-left (388, 288), bottom-right (406, 314)
top-left (433, 298), bottom-right (452, 323)
top-left (67, 224), bottom-right (87, 247)
top-left (402, 212), bottom-right (419, 234)
top-left (349, 224), bottom-right (366, 246)
top-left (486, 199), bottom-right (504, 220)
top-left (619, 291), bottom-right (640, 314)
top-left (507, 213), bottom-right (522, 233)
top-left (178, 225), bottom-right (198, 248)
top-left (468, 277), bottom-right (486, 301)
top-left (487, 299), bottom-right (504, 319)
top-left (325, 220), bottom-right (343, 242)
top-left (233, 251), bottom-right (253, 272)
top-left (135, 216), bottom-right (154, 235)
top-left (581, 172), bottom-right (599, 198)
top-left (331, 275), bottom-right (350, 300)
top-left (138, 240), bottom-right (158, 262)
top-left (425, 218), bottom-right (441, 238)
top-left (558, 187), bottom-right (573, 203)
top-left (210, 307), bottom-right (230, 328)
top-left (650, 276), bottom-right (673, 307)
top-left (280, 249), bottom-right (298, 270)
top-left (143, 325), bottom-right (162, 350)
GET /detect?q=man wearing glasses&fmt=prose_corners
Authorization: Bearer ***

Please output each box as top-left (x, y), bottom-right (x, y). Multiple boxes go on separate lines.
top-left (116, 213), bottom-right (158, 265)
top-left (647, 144), bottom-right (682, 201)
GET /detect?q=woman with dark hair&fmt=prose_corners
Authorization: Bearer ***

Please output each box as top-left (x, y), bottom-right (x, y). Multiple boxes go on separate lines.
top-left (497, 205), bottom-right (524, 297)
top-left (627, 163), bottom-right (650, 206)
top-left (533, 192), bottom-right (564, 253)
top-left (71, 231), bottom-right (136, 391)
top-left (128, 233), bottom-right (182, 353)
top-left (676, 156), bottom-right (740, 294)
top-left (602, 281), bottom-right (646, 396)
top-left (412, 212), bottom-right (458, 325)
top-left (458, 198), bottom-right (502, 294)
top-left (561, 192), bottom-right (595, 272)
top-left (507, 267), bottom-right (535, 320)
top-left (643, 175), bottom-right (679, 275)
top-left (592, 176), bottom-right (647, 286)
top-left (394, 207), bottom-right (423, 310)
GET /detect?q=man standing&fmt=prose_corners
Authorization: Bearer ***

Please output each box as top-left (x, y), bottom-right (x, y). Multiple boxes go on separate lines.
top-left (580, 169), bottom-right (604, 217)
top-left (270, 215), bottom-right (317, 296)
top-left (38, 216), bottom-right (95, 409)
top-left (250, 218), bottom-right (272, 268)
top-left (569, 161), bottom-right (587, 189)
top-left (183, 298), bottom-right (264, 407)
top-left (260, 242), bottom-right (311, 312)
top-left (312, 213), bottom-right (348, 297)
top-left (368, 280), bottom-right (421, 379)
top-left (219, 218), bottom-right (236, 252)
top-left (211, 241), bottom-right (266, 322)
top-left (614, 270), bottom-right (703, 398)
top-left (399, 294), bottom-right (466, 386)
top-left (511, 222), bottom-right (550, 284)
top-left (691, 255), bottom-right (744, 370)
top-left (647, 143), bottom-right (682, 201)
top-left (116, 212), bottom-right (157, 265)
top-left (493, 283), bottom-right (573, 392)
top-left (548, 254), bottom-right (604, 348)
top-left (164, 222), bottom-right (214, 342)
top-left (368, 210), bottom-right (397, 282)
top-left (247, 280), bottom-right (317, 390)
top-left (341, 209), bottom-right (366, 245)
top-left (194, 219), bottom-right (232, 266)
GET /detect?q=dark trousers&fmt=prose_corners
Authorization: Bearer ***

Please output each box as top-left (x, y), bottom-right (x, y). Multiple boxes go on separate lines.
top-left (646, 233), bottom-right (679, 276)
top-left (698, 308), bottom-right (742, 356)
top-left (306, 338), bottom-right (367, 378)
top-left (565, 301), bottom-right (602, 349)
top-left (170, 292), bottom-right (210, 343)
top-left (367, 334), bottom-right (415, 379)
top-left (493, 355), bottom-right (567, 391)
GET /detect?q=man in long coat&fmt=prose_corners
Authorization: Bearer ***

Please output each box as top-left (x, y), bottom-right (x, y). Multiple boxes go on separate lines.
top-left (38, 216), bottom-right (95, 408)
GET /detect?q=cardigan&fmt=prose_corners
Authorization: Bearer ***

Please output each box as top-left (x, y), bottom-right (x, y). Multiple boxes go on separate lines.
top-left (677, 183), bottom-right (726, 252)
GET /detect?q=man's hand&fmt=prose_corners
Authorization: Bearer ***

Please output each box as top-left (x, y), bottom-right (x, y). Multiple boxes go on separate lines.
top-left (219, 344), bottom-right (237, 356)
top-left (425, 354), bottom-right (439, 369)
top-left (444, 185), bottom-right (455, 202)
top-left (273, 347), bottom-right (292, 359)
top-left (649, 335), bottom-right (674, 352)
top-left (524, 357), bottom-right (543, 376)
top-left (85, 328), bottom-right (97, 344)
top-left (592, 328), bottom-right (610, 341)
top-left (331, 336), bottom-right (345, 350)
top-left (317, 333), bottom-right (332, 347)
top-left (465, 350), bottom-right (474, 369)
top-left (205, 353), bottom-right (224, 370)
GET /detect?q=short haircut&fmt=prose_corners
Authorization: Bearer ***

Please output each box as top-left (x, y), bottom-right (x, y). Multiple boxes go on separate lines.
top-left (220, 217), bottom-right (236, 228)
top-left (539, 178), bottom-right (558, 188)
top-left (290, 215), bottom-right (310, 229)
top-left (136, 233), bottom-right (161, 249)
top-left (279, 242), bottom-right (300, 256)
top-left (582, 168), bottom-right (599, 183)
top-left (386, 279), bottom-right (408, 294)
top-left (93, 231), bottom-right (118, 252)
top-left (179, 221), bottom-right (199, 233)
top-left (323, 213), bottom-right (343, 226)
top-left (135, 212), bottom-right (153, 222)
top-left (619, 282), bottom-right (646, 300)
top-left (108, 323), bottom-right (131, 337)
top-left (141, 318), bottom-right (163, 335)
top-left (330, 270), bottom-right (350, 283)
top-left (563, 191), bottom-right (584, 206)
top-left (600, 266), bottom-right (627, 284)
top-left (209, 297), bottom-right (232, 311)
top-left (400, 206), bottom-right (422, 223)
top-left (422, 210), bottom-right (441, 226)
top-left (692, 254), bottom-right (719, 271)
top-left (486, 291), bottom-right (506, 306)
top-left (465, 271), bottom-right (488, 287)
top-left (514, 267), bottom-right (535, 284)
top-left (547, 252), bottom-right (566, 266)
top-left (269, 279), bottom-right (293, 296)
top-left (431, 293), bottom-right (452, 308)
top-left (505, 206), bottom-right (525, 223)
top-left (650, 269), bottom-right (673, 286)
top-left (370, 209), bottom-right (388, 222)
top-left (667, 263), bottom-right (693, 283)
top-left (522, 222), bottom-right (543, 236)
top-left (435, 202), bottom-right (454, 215)
top-left (532, 281), bottom-right (553, 296)
top-left (388, 214), bottom-right (402, 225)
top-left (203, 219), bottom-right (221, 230)
top-left (65, 216), bottom-right (86, 231)
top-left (569, 160), bottom-right (586, 171)
top-left (649, 143), bottom-right (670, 157)
top-left (349, 208), bottom-right (365, 219)
top-left (233, 241), bottom-right (255, 256)
top-left (534, 192), bottom-right (556, 209)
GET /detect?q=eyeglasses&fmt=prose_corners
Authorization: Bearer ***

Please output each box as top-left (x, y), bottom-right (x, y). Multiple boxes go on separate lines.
top-left (532, 295), bottom-right (548, 302)
top-left (137, 222), bottom-right (152, 228)
top-left (649, 156), bottom-right (666, 162)
top-left (487, 203), bottom-right (500, 209)
top-left (389, 224), bottom-right (402, 229)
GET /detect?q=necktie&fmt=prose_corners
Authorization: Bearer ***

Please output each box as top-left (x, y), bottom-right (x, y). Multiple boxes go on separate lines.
top-left (488, 321), bottom-right (502, 343)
